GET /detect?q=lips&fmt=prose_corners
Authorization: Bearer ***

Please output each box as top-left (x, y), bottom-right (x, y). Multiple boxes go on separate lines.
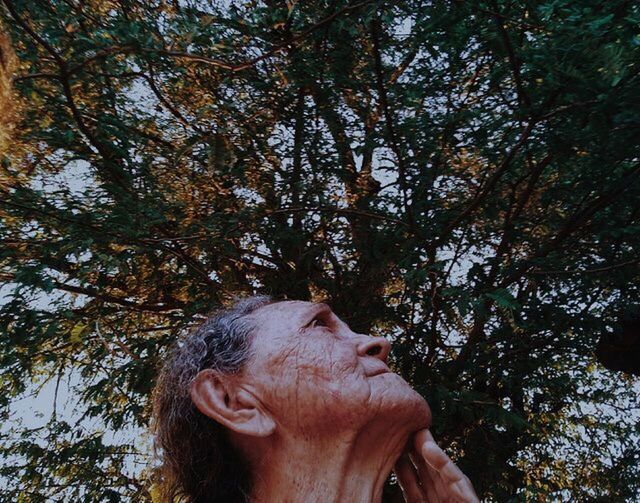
top-left (366, 366), bottom-right (390, 377)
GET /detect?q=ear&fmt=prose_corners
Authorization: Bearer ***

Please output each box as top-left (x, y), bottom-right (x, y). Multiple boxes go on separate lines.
top-left (190, 369), bottom-right (276, 438)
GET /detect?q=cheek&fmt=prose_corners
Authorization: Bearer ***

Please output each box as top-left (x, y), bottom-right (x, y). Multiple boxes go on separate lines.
top-left (302, 340), bottom-right (363, 392)
top-left (259, 339), bottom-right (372, 431)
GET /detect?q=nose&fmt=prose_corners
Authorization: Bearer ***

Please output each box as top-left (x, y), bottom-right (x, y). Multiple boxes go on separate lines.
top-left (356, 335), bottom-right (391, 363)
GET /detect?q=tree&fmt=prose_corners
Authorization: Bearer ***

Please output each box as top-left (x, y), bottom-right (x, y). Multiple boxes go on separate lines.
top-left (1, 0), bottom-right (639, 500)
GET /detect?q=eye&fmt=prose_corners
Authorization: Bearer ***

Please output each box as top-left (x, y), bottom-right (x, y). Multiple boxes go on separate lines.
top-left (309, 317), bottom-right (328, 329)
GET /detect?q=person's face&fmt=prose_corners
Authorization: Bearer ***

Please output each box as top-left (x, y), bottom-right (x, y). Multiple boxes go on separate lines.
top-left (241, 301), bottom-right (431, 437)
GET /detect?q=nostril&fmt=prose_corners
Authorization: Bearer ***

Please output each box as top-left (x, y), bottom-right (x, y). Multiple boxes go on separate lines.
top-left (366, 345), bottom-right (381, 356)
top-left (358, 335), bottom-right (391, 361)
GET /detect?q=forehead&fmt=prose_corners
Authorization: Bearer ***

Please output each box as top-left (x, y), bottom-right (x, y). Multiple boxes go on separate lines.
top-left (245, 301), bottom-right (348, 369)
top-left (250, 300), bottom-right (331, 333)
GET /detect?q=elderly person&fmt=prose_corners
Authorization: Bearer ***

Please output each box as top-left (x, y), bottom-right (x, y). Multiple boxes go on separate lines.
top-left (152, 295), bottom-right (478, 502)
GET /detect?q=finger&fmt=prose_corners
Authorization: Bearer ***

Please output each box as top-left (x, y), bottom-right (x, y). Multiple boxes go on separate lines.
top-left (414, 431), bottom-right (449, 472)
top-left (413, 428), bottom-right (434, 449)
top-left (416, 433), bottom-right (466, 485)
top-left (411, 448), bottom-right (461, 503)
top-left (414, 430), bottom-right (478, 502)
top-left (453, 476), bottom-right (480, 503)
top-left (432, 463), bottom-right (479, 503)
top-left (394, 453), bottom-right (426, 503)
top-left (423, 450), bottom-right (470, 501)
top-left (408, 451), bottom-right (442, 503)
top-left (438, 472), bottom-right (469, 502)
top-left (437, 456), bottom-right (466, 487)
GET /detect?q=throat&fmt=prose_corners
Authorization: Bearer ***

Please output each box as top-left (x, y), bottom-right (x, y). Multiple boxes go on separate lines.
top-left (248, 428), bottom-right (410, 503)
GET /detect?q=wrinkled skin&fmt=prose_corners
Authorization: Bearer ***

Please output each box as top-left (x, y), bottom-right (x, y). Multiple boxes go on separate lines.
top-left (242, 300), bottom-right (430, 438)
top-left (191, 300), bottom-right (478, 502)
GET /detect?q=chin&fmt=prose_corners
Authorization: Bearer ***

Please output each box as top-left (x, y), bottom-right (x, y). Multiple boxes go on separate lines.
top-left (369, 374), bottom-right (432, 429)
top-left (400, 385), bottom-right (432, 429)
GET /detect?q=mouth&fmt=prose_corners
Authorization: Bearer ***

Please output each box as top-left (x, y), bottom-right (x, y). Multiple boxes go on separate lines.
top-left (366, 367), bottom-right (390, 377)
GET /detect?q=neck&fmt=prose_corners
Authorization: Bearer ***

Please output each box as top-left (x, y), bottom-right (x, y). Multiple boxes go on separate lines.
top-left (246, 423), bottom-right (410, 503)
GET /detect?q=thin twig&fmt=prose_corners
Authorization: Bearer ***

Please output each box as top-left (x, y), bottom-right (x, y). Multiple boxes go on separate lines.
top-left (529, 257), bottom-right (640, 276)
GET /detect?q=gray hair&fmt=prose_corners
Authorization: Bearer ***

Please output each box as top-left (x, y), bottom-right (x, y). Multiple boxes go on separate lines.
top-left (151, 294), bottom-right (277, 503)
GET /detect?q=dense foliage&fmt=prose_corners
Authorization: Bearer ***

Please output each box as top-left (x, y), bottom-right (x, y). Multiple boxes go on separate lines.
top-left (1, 0), bottom-right (639, 500)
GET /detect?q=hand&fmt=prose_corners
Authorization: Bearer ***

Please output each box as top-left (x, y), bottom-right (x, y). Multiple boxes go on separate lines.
top-left (394, 429), bottom-right (479, 503)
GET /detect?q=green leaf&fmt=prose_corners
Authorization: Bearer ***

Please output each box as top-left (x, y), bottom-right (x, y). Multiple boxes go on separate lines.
top-left (486, 289), bottom-right (520, 310)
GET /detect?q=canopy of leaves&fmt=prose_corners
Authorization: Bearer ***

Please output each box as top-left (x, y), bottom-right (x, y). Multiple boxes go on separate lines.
top-left (1, 0), bottom-right (639, 501)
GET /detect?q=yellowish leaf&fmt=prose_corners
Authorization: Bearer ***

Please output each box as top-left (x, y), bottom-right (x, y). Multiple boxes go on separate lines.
top-left (70, 322), bottom-right (87, 344)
